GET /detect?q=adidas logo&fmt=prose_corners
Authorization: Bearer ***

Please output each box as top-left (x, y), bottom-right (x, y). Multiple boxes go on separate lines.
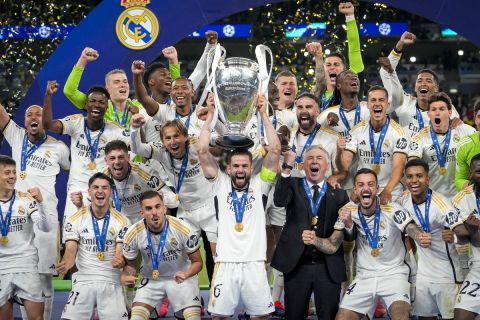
top-left (81, 228), bottom-right (89, 234)
top-left (360, 140), bottom-right (366, 145)
top-left (193, 296), bottom-right (200, 301)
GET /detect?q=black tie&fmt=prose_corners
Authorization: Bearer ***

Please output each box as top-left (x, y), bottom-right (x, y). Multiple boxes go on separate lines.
top-left (312, 185), bottom-right (320, 203)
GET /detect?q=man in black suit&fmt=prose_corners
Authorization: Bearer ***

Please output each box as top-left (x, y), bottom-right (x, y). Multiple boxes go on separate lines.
top-left (271, 145), bottom-right (354, 320)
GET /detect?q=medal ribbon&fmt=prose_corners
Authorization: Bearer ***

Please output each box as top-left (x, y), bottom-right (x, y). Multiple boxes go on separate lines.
top-left (175, 105), bottom-right (196, 132)
top-left (170, 151), bottom-right (189, 194)
top-left (90, 208), bottom-right (110, 254)
top-left (113, 101), bottom-right (129, 128)
top-left (320, 91), bottom-right (334, 112)
top-left (339, 102), bottom-right (361, 131)
top-left (369, 116), bottom-right (390, 167)
top-left (475, 187), bottom-right (480, 216)
top-left (145, 219), bottom-right (169, 272)
top-left (415, 103), bottom-right (425, 130)
top-left (412, 188), bottom-right (432, 232)
top-left (111, 165), bottom-right (131, 212)
top-left (302, 178), bottom-right (327, 217)
top-left (0, 192), bottom-right (15, 237)
top-left (430, 126), bottom-right (451, 170)
top-left (231, 187), bottom-right (249, 224)
top-left (358, 199), bottom-right (381, 249)
top-left (260, 110), bottom-right (277, 137)
top-left (293, 123), bottom-right (320, 163)
top-left (84, 121), bottom-right (106, 164)
top-left (20, 134), bottom-right (47, 172)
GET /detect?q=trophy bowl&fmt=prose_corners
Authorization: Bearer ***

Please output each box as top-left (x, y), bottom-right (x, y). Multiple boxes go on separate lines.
top-left (213, 57), bottom-right (260, 149)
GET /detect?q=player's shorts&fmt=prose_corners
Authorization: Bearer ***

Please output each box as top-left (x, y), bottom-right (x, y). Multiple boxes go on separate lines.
top-left (340, 274), bottom-right (410, 317)
top-left (455, 266), bottom-right (480, 314)
top-left (0, 272), bottom-right (43, 306)
top-left (208, 261), bottom-right (274, 317)
top-left (34, 222), bottom-right (59, 274)
top-left (61, 279), bottom-right (128, 320)
top-left (178, 199), bottom-right (217, 242)
top-left (413, 278), bottom-right (458, 318)
top-left (265, 204), bottom-right (286, 227)
top-left (134, 275), bottom-right (201, 312)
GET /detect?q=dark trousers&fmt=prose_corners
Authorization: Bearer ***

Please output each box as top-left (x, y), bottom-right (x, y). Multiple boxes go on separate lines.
top-left (284, 262), bottom-right (341, 320)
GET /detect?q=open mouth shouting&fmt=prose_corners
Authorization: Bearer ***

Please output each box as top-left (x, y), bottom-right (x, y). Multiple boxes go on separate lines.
top-left (298, 112), bottom-right (313, 129)
top-left (360, 190), bottom-right (375, 209)
top-left (234, 173), bottom-right (248, 189)
top-left (372, 106), bottom-right (383, 119)
top-left (174, 95), bottom-right (186, 105)
top-left (91, 108), bottom-right (103, 118)
top-left (418, 87), bottom-right (429, 98)
top-left (329, 72), bottom-right (337, 84)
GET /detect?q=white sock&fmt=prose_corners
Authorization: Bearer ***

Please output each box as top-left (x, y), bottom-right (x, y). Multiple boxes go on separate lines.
top-left (271, 268), bottom-right (284, 302)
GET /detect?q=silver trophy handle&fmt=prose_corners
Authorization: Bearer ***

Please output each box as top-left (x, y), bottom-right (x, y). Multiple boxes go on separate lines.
top-left (255, 45), bottom-right (274, 144)
top-left (204, 44), bottom-right (226, 131)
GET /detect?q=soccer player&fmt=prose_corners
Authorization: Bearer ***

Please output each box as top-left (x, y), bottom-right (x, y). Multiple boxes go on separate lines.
top-left (379, 32), bottom-right (461, 137)
top-left (121, 190), bottom-right (202, 320)
top-left (338, 86), bottom-right (409, 204)
top-left (451, 153), bottom-right (480, 320)
top-left (336, 168), bottom-right (432, 320)
top-left (399, 159), bottom-right (463, 320)
top-left (409, 92), bottom-right (475, 199)
top-left (0, 88), bottom-right (70, 319)
top-left (0, 155), bottom-right (51, 320)
top-left (455, 127), bottom-right (480, 191)
top-left (57, 172), bottom-right (129, 320)
top-left (42, 82), bottom-right (130, 218)
top-left (197, 94), bottom-right (280, 319)
top-left (275, 71), bottom-right (298, 111)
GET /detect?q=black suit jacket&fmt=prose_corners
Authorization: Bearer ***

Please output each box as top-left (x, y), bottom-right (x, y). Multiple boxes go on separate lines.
top-left (271, 175), bottom-right (354, 284)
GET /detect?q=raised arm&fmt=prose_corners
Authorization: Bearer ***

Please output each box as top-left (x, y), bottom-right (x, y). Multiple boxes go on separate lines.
top-left (273, 150), bottom-right (295, 208)
top-left (0, 101), bottom-right (11, 131)
top-left (130, 114), bottom-right (154, 158)
top-left (196, 98), bottom-right (219, 179)
top-left (340, 2), bottom-right (364, 74)
top-left (162, 46), bottom-right (180, 81)
top-left (259, 95), bottom-right (281, 172)
top-left (63, 47), bottom-right (98, 109)
top-left (380, 152), bottom-right (406, 205)
top-left (189, 31), bottom-right (218, 90)
top-left (43, 80), bottom-right (64, 134)
top-left (455, 139), bottom-right (473, 191)
top-left (307, 42), bottom-right (327, 99)
top-left (132, 60), bottom-right (159, 117)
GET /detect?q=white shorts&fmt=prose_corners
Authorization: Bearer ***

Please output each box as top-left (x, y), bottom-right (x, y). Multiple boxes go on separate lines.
top-left (455, 267), bottom-right (480, 314)
top-left (265, 205), bottom-right (285, 227)
top-left (178, 200), bottom-right (217, 242)
top-left (208, 261), bottom-right (274, 317)
top-left (61, 279), bottom-right (128, 320)
top-left (413, 278), bottom-right (458, 318)
top-left (0, 272), bottom-right (43, 306)
top-left (34, 222), bottom-right (59, 274)
top-left (340, 274), bottom-right (410, 317)
top-left (134, 275), bottom-right (201, 312)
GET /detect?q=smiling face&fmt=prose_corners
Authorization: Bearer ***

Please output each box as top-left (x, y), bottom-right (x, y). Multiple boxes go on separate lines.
top-left (354, 172), bottom-right (379, 211)
top-left (405, 165), bottom-right (429, 199)
top-left (161, 125), bottom-right (188, 159)
top-left (268, 81), bottom-right (280, 110)
top-left (106, 71), bottom-right (129, 102)
top-left (415, 72), bottom-right (439, 102)
top-left (324, 56), bottom-right (346, 87)
top-left (86, 91), bottom-right (108, 122)
top-left (367, 89), bottom-right (389, 122)
top-left (276, 76), bottom-right (298, 106)
top-left (336, 71), bottom-right (360, 96)
top-left (148, 67), bottom-right (172, 95)
top-left (171, 78), bottom-right (194, 110)
top-left (88, 177), bottom-right (112, 209)
top-left (141, 194), bottom-right (167, 233)
top-left (0, 163), bottom-right (16, 194)
top-left (304, 147), bottom-right (329, 184)
top-left (24, 105), bottom-right (44, 137)
top-left (296, 96), bottom-right (319, 131)
top-left (428, 100), bottom-right (452, 133)
top-left (105, 149), bottom-right (130, 180)
top-left (227, 154), bottom-right (253, 189)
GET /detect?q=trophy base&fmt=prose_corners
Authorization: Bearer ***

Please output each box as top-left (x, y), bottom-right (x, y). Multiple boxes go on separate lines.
top-left (215, 135), bottom-right (254, 149)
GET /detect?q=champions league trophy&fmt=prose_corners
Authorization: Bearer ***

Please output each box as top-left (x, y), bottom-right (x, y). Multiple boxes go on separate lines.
top-left (207, 45), bottom-right (272, 149)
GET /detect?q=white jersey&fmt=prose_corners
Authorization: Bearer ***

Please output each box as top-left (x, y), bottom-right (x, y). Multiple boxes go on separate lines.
top-left (398, 190), bottom-right (463, 283)
top-left (63, 206), bottom-right (128, 283)
top-left (409, 124), bottom-right (476, 199)
top-left (153, 103), bottom-right (204, 138)
top-left (317, 102), bottom-right (370, 138)
top-left (343, 201), bottom-right (412, 279)
top-left (60, 114), bottom-right (130, 192)
top-left (122, 216), bottom-right (200, 279)
top-left (150, 138), bottom-right (213, 210)
top-left (103, 163), bottom-right (178, 225)
top-left (451, 185), bottom-right (480, 268)
top-left (290, 125), bottom-right (339, 178)
top-left (0, 190), bottom-right (45, 274)
top-left (346, 119), bottom-right (409, 197)
top-left (3, 120), bottom-right (70, 215)
top-left (212, 171), bottom-right (273, 262)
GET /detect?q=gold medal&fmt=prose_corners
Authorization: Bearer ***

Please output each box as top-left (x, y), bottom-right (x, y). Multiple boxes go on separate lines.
top-left (0, 236), bottom-right (8, 245)
top-left (175, 194), bottom-right (180, 202)
top-left (371, 248), bottom-right (380, 257)
top-left (152, 269), bottom-right (160, 279)
top-left (88, 161), bottom-right (97, 170)
top-left (311, 216), bottom-right (318, 226)
top-left (19, 171), bottom-right (27, 180)
top-left (96, 251), bottom-right (105, 261)
top-left (439, 167), bottom-right (447, 175)
top-left (298, 163), bottom-right (304, 171)
top-left (372, 164), bottom-right (381, 174)
top-left (234, 223), bottom-right (244, 232)
top-left (380, 220), bottom-right (386, 229)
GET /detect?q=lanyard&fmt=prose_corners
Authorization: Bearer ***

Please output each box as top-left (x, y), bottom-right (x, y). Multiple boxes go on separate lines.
top-left (430, 126), bottom-right (451, 170)
top-left (320, 91), bottom-right (334, 112)
top-left (231, 187), bottom-right (249, 224)
top-left (338, 102), bottom-right (361, 131)
top-left (20, 134), bottom-right (47, 172)
top-left (90, 208), bottom-right (111, 253)
top-left (369, 116), bottom-right (390, 166)
top-left (293, 124), bottom-right (320, 163)
top-left (175, 105), bottom-right (196, 132)
top-left (111, 165), bottom-right (131, 212)
top-left (84, 121), bottom-right (106, 163)
top-left (358, 200), bottom-right (381, 249)
top-left (0, 192), bottom-right (16, 237)
top-left (412, 188), bottom-right (432, 232)
top-left (302, 178), bottom-right (327, 216)
top-left (113, 101), bottom-right (129, 128)
top-left (170, 150), bottom-right (189, 194)
top-left (145, 219), bottom-right (169, 271)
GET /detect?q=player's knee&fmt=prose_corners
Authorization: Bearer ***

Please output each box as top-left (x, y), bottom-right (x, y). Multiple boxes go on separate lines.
top-left (182, 306), bottom-right (201, 320)
top-left (130, 305), bottom-right (150, 320)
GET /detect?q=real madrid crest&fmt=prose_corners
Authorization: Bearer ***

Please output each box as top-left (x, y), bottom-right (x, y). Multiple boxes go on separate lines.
top-left (116, 0), bottom-right (159, 50)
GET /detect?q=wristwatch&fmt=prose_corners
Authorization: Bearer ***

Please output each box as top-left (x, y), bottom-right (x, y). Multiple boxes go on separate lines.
top-left (282, 163), bottom-right (293, 170)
